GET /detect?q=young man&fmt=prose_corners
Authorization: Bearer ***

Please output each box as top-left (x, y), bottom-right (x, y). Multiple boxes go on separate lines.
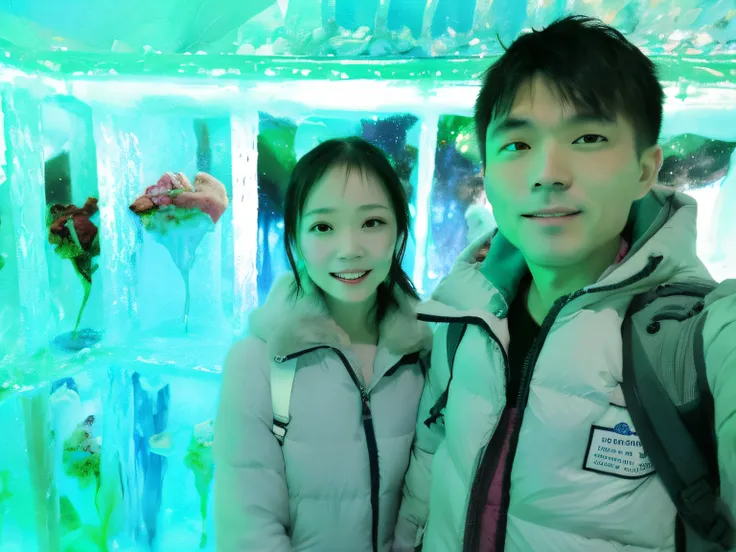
top-left (393, 15), bottom-right (736, 552)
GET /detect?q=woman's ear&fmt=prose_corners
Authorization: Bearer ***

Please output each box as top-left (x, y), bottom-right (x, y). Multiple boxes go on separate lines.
top-left (293, 238), bottom-right (304, 268)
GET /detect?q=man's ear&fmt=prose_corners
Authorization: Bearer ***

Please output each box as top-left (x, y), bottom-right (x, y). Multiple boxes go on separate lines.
top-left (637, 144), bottom-right (663, 199)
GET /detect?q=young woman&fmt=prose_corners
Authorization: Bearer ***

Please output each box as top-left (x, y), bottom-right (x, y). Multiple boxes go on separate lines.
top-left (214, 137), bottom-right (432, 552)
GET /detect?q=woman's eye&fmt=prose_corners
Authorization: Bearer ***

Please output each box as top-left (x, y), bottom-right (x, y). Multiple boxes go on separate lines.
top-left (363, 219), bottom-right (385, 229)
top-left (310, 223), bottom-right (332, 233)
top-left (573, 134), bottom-right (607, 144)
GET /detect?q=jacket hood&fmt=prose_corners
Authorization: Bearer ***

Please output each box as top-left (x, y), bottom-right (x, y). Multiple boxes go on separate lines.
top-left (427, 185), bottom-right (713, 317)
top-left (249, 272), bottom-right (432, 359)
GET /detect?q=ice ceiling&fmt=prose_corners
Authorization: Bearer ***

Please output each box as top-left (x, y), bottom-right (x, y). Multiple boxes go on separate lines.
top-left (0, 0), bottom-right (733, 59)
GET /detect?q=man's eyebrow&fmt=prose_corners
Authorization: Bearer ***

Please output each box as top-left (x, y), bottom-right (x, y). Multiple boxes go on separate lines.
top-left (488, 117), bottom-right (532, 140)
top-left (489, 113), bottom-right (615, 140)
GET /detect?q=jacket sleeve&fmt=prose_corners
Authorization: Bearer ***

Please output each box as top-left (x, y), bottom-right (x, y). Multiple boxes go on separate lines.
top-left (213, 336), bottom-right (292, 551)
top-left (393, 328), bottom-right (449, 551)
top-left (703, 279), bottom-right (736, 521)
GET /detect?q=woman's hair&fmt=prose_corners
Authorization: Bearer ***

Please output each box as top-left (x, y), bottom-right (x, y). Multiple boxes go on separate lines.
top-left (283, 136), bottom-right (418, 322)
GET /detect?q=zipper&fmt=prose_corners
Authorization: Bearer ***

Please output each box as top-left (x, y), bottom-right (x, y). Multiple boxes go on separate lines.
top-left (418, 255), bottom-right (662, 552)
top-left (275, 345), bottom-right (410, 552)
top-left (475, 299), bottom-right (569, 552)
top-left (475, 255), bottom-right (663, 552)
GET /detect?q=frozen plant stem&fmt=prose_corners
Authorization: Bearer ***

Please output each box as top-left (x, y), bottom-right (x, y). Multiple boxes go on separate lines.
top-left (183, 267), bottom-right (191, 334)
top-left (73, 276), bottom-right (93, 335)
top-left (22, 392), bottom-right (61, 552)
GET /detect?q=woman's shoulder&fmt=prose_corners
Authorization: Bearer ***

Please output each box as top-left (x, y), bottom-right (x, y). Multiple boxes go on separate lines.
top-left (380, 286), bottom-right (433, 357)
top-left (222, 335), bottom-right (272, 385)
top-left (226, 334), bottom-right (269, 360)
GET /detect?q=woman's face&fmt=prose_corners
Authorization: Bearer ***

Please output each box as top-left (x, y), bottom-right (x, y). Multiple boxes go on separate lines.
top-left (298, 165), bottom-right (398, 308)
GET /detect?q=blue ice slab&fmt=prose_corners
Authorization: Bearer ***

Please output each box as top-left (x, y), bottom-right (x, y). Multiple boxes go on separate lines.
top-left (2, 87), bottom-right (52, 354)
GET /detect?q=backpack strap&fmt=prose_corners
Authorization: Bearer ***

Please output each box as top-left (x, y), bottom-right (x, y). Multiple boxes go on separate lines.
top-left (621, 282), bottom-right (734, 549)
top-left (271, 361), bottom-right (297, 444)
top-left (424, 322), bottom-right (467, 428)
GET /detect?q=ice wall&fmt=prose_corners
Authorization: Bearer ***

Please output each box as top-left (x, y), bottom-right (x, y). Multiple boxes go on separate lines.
top-left (0, 21), bottom-right (733, 550)
top-left (0, 74), bottom-right (262, 551)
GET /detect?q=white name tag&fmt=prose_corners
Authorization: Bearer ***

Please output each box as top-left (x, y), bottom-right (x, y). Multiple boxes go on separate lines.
top-left (583, 421), bottom-right (655, 479)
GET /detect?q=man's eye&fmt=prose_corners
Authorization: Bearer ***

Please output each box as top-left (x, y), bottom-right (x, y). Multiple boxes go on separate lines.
top-left (573, 134), bottom-right (607, 144)
top-left (501, 142), bottom-right (530, 152)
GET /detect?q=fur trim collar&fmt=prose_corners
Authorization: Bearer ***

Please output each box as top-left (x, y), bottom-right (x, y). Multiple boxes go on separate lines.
top-left (249, 273), bottom-right (432, 359)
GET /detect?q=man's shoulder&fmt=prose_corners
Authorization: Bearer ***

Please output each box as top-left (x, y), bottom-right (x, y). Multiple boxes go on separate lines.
top-left (702, 279), bottom-right (736, 336)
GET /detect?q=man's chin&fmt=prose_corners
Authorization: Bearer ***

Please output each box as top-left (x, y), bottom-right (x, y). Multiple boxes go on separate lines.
top-left (522, 246), bottom-right (592, 270)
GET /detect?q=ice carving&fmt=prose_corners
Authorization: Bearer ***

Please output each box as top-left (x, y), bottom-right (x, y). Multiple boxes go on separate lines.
top-left (129, 172), bottom-right (228, 333)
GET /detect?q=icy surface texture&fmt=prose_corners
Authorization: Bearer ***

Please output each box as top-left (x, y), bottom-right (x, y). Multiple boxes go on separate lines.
top-left (2, 87), bottom-right (52, 355)
top-left (0, 5), bottom-right (733, 549)
top-left (0, 77), bottom-right (733, 552)
top-left (0, 350), bottom-right (222, 551)
top-left (230, 114), bottom-right (259, 336)
top-left (0, 95), bottom-right (22, 364)
top-left (0, 0), bottom-right (733, 58)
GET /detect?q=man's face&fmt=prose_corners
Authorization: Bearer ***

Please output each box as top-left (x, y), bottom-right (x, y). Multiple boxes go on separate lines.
top-left (483, 76), bottom-right (662, 271)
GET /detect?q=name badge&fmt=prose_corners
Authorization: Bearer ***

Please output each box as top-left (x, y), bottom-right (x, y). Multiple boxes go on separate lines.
top-left (583, 418), bottom-right (655, 479)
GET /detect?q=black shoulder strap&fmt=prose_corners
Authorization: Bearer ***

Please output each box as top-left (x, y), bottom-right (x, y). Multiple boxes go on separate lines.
top-left (424, 322), bottom-right (467, 428)
top-left (446, 322), bottom-right (467, 375)
top-left (621, 286), bottom-right (734, 549)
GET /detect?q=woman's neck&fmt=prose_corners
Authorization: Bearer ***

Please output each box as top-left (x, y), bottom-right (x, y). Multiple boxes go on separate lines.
top-left (325, 293), bottom-right (379, 345)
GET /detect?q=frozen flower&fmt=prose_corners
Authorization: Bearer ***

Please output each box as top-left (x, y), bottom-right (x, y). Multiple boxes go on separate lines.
top-left (48, 198), bottom-right (100, 256)
top-left (47, 198), bottom-right (101, 337)
top-left (129, 173), bottom-right (229, 332)
top-left (130, 172), bottom-right (228, 224)
top-left (63, 415), bottom-right (101, 487)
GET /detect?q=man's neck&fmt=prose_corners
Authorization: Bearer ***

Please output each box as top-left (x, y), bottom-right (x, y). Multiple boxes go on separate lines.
top-left (524, 237), bottom-right (622, 325)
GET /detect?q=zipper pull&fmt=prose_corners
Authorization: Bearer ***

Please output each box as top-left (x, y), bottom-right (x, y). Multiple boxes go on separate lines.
top-left (360, 386), bottom-right (372, 421)
top-left (274, 355), bottom-right (286, 363)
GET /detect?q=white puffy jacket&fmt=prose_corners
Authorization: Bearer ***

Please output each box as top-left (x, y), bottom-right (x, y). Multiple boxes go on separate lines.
top-left (214, 273), bottom-right (432, 552)
top-left (395, 187), bottom-right (736, 552)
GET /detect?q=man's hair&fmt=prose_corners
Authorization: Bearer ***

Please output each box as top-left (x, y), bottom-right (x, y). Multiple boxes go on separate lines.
top-left (474, 15), bottom-right (664, 166)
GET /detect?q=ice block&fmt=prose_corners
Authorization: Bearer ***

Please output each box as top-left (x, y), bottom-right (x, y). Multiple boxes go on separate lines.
top-left (230, 114), bottom-right (260, 337)
top-left (52, 97), bottom-right (99, 205)
top-left (142, 367), bottom-right (222, 550)
top-left (93, 112), bottom-right (142, 347)
top-left (2, 87), bottom-right (53, 355)
top-left (0, 95), bottom-right (22, 359)
top-left (21, 375), bottom-right (61, 552)
top-left (412, 115), bottom-right (438, 295)
top-left (99, 364), bottom-right (138, 548)
top-left (131, 372), bottom-right (170, 546)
